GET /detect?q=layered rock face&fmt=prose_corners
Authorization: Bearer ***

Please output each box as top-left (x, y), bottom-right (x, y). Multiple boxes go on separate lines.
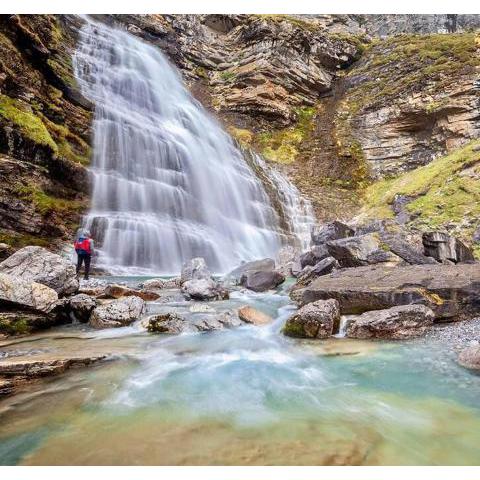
top-left (0, 15), bottom-right (91, 249)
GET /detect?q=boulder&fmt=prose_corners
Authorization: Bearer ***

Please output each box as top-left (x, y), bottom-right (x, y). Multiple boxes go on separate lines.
top-left (141, 277), bottom-right (181, 289)
top-left (240, 269), bottom-right (285, 292)
top-left (102, 284), bottom-right (159, 301)
top-left (238, 305), bottom-right (273, 325)
top-left (180, 257), bottom-right (212, 284)
top-left (0, 246), bottom-right (78, 296)
top-left (345, 305), bottom-right (434, 340)
top-left (89, 296), bottom-right (146, 329)
top-left (145, 312), bottom-right (195, 334)
top-left (275, 246), bottom-right (298, 276)
top-left (422, 231), bottom-right (475, 264)
top-left (227, 258), bottom-right (275, 283)
top-left (68, 293), bottom-right (97, 323)
top-left (299, 263), bottom-right (480, 321)
top-left (311, 221), bottom-right (354, 246)
top-left (295, 256), bottom-right (338, 288)
top-left (283, 299), bottom-right (340, 339)
top-left (299, 244), bottom-right (329, 269)
top-left (181, 278), bottom-right (229, 301)
top-left (0, 272), bottom-right (58, 314)
top-left (379, 233), bottom-right (438, 265)
top-left (193, 311), bottom-right (243, 331)
top-left (457, 345), bottom-right (480, 371)
top-left (327, 234), bottom-right (402, 268)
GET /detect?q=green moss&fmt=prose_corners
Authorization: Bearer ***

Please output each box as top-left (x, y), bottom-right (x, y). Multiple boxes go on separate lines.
top-left (0, 94), bottom-right (57, 151)
top-left (0, 231), bottom-right (50, 248)
top-left (228, 126), bottom-right (253, 148)
top-left (256, 107), bottom-right (316, 164)
top-left (282, 320), bottom-right (306, 338)
top-left (219, 70), bottom-right (236, 82)
top-left (0, 317), bottom-right (30, 336)
top-left (362, 140), bottom-right (480, 245)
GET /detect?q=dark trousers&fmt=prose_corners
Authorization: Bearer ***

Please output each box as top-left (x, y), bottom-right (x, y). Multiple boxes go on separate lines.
top-left (76, 254), bottom-right (91, 280)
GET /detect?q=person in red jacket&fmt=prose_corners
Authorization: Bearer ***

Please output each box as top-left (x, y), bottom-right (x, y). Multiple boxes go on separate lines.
top-left (74, 230), bottom-right (94, 280)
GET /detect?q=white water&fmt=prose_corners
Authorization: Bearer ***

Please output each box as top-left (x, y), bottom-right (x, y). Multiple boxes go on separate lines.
top-left (73, 18), bottom-right (314, 275)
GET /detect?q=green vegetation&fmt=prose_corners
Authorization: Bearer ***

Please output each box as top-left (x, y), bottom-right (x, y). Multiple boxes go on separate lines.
top-left (219, 70), bottom-right (236, 82)
top-left (256, 107), bottom-right (316, 164)
top-left (0, 95), bottom-right (57, 151)
top-left (0, 316), bottom-right (30, 336)
top-left (282, 320), bottom-right (306, 338)
top-left (362, 141), bottom-right (480, 239)
top-left (0, 231), bottom-right (50, 249)
top-left (228, 126), bottom-right (253, 148)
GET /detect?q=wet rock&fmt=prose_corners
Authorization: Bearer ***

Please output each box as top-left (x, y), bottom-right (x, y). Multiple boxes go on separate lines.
top-left (422, 231), bottom-right (475, 264)
top-left (0, 272), bottom-right (58, 314)
top-left (240, 269), bottom-right (285, 292)
top-left (141, 277), bottom-right (181, 289)
top-left (457, 345), bottom-right (480, 371)
top-left (283, 299), bottom-right (340, 339)
top-left (89, 296), bottom-right (146, 329)
top-left (180, 257), bottom-right (212, 284)
top-left (0, 246), bottom-right (78, 296)
top-left (189, 304), bottom-right (216, 313)
top-left (275, 246), bottom-right (298, 276)
top-left (181, 278), bottom-right (229, 301)
top-left (146, 312), bottom-right (195, 334)
top-left (311, 221), bottom-right (354, 246)
top-left (227, 258), bottom-right (275, 283)
top-left (295, 256), bottom-right (339, 288)
top-left (238, 305), bottom-right (273, 326)
top-left (327, 233), bottom-right (401, 267)
top-left (68, 293), bottom-right (97, 323)
top-left (299, 244), bottom-right (329, 269)
top-left (300, 263), bottom-right (480, 321)
top-left (193, 311), bottom-right (243, 331)
top-left (0, 311), bottom-right (55, 336)
top-left (346, 305), bottom-right (434, 340)
top-left (103, 284), bottom-right (160, 301)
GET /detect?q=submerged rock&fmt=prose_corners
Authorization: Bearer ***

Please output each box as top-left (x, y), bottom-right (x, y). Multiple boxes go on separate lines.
top-left (0, 272), bottom-right (58, 314)
top-left (0, 246), bottom-right (78, 296)
top-left (240, 269), bottom-right (285, 292)
top-left (181, 278), bottom-right (229, 301)
top-left (311, 221), bottom-right (354, 246)
top-left (457, 345), bottom-right (480, 371)
top-left (283, 299), bottom-right (340, 339)
top-left (327, 233), bottom-right (401, 267)
top-left (238, 305), bottom-right (273, 326)
top-left (180, 257), bottom-right (212, 284)
top-left (346, 305), bottom-right (434, 340)
top-left (299, 263), bottom-right (480, 321)
top-left (89, 296), bottom-right (146, 329)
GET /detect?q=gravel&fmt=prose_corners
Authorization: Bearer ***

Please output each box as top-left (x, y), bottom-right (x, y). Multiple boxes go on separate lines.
top-left (424, 317), bottom-right (480, 354)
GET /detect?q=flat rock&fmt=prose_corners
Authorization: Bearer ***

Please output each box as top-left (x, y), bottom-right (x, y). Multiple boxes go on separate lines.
top-left (0, 246), bottom-right (78, 296)
top-left (0, 272), bottom-right (58, 314)
top-left (346, 304), bottom-right (434, 340)
top-left (238, 305), bottom-right (273, 325)
top-left (300, 263), bottom-right (480, 320)
top-left (141, 277), bottom-right (181, 289)
top-left (103, 284), bottom-right (160, 301)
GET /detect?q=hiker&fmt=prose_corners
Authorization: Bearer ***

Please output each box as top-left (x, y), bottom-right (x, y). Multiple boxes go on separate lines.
top-left (74, 229), bottom-right (94, 280)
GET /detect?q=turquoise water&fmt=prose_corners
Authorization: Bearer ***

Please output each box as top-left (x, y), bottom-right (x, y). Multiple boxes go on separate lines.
top-left (1, 283), bottom-right (480, 465)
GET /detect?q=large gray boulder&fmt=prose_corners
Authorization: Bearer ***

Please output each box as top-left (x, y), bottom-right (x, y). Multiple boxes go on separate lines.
top-left (283, 299), bottom-right (340, 339)
top-left (0, 246), bottom-right (78, 296)
top-left (145, 312), bottom-right (196, 334)
top-left (458, 345), bottom-right (480, 371)
top-left (422, 231), bottom-right (475, 264)
top-left (295, 256), bottom-right (338, 288)
top-left (227, 258), bottom-right (275, 283)
top-left (299, 263), bottom-right (480, 321)
top-left (180, 258), bottom-right (212, 284)
top-left (68, 293), bottom-right (97, 323)
top-left (327, 233), bottom-right (402, 268)
top-left (181, 278), bottom-right (229, 301)
top-left (311, 221), bottom-right (354, 246)
top-left (346, 305), bottom-right (434, 340)
top-left (0, 272), bottom-right (58, 314)
top-left (240, 269), bottom-right (285, 292)
top-left (89, 296), bottom-right (146, 329)
top-left (380, 233), bottom-right (437, 265)
top-left (299, 244), bottom-right (330, 269)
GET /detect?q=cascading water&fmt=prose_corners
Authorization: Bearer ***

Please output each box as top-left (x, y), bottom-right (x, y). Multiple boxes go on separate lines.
top-left (73, 18), bottom-right (315, 275)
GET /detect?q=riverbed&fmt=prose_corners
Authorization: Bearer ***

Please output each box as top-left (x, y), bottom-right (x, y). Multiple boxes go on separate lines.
top-left (0, 279), bottom-right (479, 465)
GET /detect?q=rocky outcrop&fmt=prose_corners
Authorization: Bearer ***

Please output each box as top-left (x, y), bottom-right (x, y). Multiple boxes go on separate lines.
top-left (237, 305), bottom-right (273, 326)
top-left (0, 272), bottom-right (58, 314)
top-left (283, 299), bottom-right (340, 338)
top-left (299, 263), bottom-right (480, 321)
top-left (89, 296), bottom-right (146, 329)
top-left (346, 304), bottom-right (434, 339)
top-left (240, 269), bottom-right (285, 292)
top-left (422, 231), bottom-right (474, 264)
top-left (326, 234), bottom-right (401, 268)
top-left (457, 345), bottom-right (480, 371)
top-left (0, 246), bottom-right (78, 296)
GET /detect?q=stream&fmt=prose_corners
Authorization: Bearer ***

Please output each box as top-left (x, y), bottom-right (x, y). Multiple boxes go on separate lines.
top-left (1, 277), bottom-right (480, 465)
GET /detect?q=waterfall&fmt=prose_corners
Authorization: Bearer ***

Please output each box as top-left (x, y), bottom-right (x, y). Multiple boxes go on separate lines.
top-left (73, 18), bottom-right (315, 275)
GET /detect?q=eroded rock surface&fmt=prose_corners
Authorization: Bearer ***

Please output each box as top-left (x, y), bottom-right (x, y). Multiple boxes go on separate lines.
top-left (89, 296), bottom-right (146, 329)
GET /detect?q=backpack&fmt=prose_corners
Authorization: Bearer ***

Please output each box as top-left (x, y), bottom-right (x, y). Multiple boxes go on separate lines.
top-left (74, 238), bottom-right (91, 255)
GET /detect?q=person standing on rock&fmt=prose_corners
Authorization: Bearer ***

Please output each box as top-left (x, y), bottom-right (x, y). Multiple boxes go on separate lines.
top-left (74, 230), bottom-right (94, 281)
